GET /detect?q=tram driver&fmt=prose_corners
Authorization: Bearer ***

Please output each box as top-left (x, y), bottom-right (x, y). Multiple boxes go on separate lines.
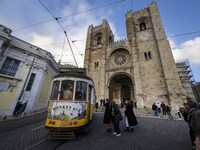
top-left (63, 85), bottom-right (73, 100)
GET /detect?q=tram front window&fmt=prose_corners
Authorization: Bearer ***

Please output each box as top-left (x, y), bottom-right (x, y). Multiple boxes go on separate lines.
top-left (60, 80), bottom-right (74, 100)
top-left (51, 81), bottom-right (60, 100)
top-left (75, 81), bottom-right (87, 101)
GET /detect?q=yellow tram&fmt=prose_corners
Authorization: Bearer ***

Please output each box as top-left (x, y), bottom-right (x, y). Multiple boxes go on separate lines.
top-left (45, 74), bottom-right (96, 139)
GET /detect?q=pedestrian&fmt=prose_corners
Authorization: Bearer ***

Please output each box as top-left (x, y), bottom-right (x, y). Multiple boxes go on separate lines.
top-left (124, 100), bottom-right (138, 132)
top-left (111, 101), bottom-right (123, 137)
top-left (103, 99), bottom-right (113, 133)
top-left (100, 99), bottom-right (103, 106)
top-left (186, 101), bottom-right (200, 150)
top-left (13, 101), bottom-right (22, 117)
top-left (103, 99), bottom-right (106, 106)
top-left (156, 101), bottom-right (161, 117)
top-left (152, 103), bottom-right (158, 117)
top-left (161, 102), bottom-right (166, 115)
top-left (120, 98), bottom-right (125, 108)
top-left (180, 106), bottom-right (196, 148)
top-left (175, 106), bottom-right (182, 119)
top-left (166, 105), bottom-right (173, 120)
top-left (18, 100), bottom-right (28, 117)
top-left (95, 102), bottom-right (99, 112)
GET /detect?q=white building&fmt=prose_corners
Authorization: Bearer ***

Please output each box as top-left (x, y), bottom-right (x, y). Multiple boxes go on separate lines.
top-left (0, 24), bottom-right (59, 116)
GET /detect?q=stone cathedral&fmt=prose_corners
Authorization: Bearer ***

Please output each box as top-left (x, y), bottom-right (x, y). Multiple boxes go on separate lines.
top-left (84, 2), bottom-right (186, 108)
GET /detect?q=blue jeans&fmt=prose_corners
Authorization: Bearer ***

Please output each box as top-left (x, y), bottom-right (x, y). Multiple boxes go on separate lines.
top-left (154, 110), bottom-right (158, 117)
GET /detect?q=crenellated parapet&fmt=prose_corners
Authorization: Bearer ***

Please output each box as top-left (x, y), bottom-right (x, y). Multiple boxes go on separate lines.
top-left (91, 19), bottom-right (112, 33)
top-left (112, 39), bottom-right (128, 47)
top-left (108, 39), bottom-right (131, 56)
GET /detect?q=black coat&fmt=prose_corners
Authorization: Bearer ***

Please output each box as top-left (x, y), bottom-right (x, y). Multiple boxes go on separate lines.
top-left (124, 103), bottom-right (138, 126)
top-left (103, 102), bottom-right (112, 124)
top-left (152, 104), bottom-right (157, 111)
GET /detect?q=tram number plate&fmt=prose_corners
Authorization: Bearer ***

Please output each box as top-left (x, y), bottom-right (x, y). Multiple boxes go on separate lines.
top-left (68, 121), bottom-right (78, 126)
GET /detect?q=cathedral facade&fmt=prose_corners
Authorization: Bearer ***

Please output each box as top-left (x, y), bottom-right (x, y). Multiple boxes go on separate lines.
top-left (84, 2), bottom-right (186, 108)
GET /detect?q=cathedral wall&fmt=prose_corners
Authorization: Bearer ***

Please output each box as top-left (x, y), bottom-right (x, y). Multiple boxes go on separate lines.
top-left (137, 41), bottom-right (168, 95)
top-left (89, 48), bottom-right (105, 100)
top-left (84, 2), bottom-right (186, 108)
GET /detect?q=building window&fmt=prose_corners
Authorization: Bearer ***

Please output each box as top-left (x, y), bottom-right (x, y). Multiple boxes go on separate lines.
top-left (144, 51), bottom-right (152, 60)
top-left (26, 73), bottom-right (36, 91)
top-left (93, 33), bottom-right (102, 46)
top-left (148, 51), bottom-right (152, 59)
top-left (144, 52), bottom-right (148, 60)
top-left (0, 57), bottom-right (20, 76)
top-left (140, 23), bottom-right (146, 31)
top-left (97, 37), bottom-right (101, 44)
top-left (94, 61), bottom-right (99, 69)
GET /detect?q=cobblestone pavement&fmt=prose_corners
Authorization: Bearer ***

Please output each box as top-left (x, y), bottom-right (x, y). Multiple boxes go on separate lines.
top-left (58, 113), bottom-right (192, 150)
top-left (0, 121), bottom-right (47, 150)
top-left (0, 111), bottom-right (192, 150)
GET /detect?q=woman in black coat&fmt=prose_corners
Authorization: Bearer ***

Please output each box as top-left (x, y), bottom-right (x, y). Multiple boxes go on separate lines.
top-left (124, 101), bottom-right (138, 132)
top-left (103, 99), bottom-right (113, 132)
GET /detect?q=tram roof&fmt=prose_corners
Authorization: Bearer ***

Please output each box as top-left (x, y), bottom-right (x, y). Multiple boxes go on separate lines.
top-left (54, 73), bottom-right (93, 81)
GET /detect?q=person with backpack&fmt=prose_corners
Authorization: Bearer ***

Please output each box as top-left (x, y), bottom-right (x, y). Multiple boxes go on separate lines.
top-left (111, 101), bottom-right (123, 137)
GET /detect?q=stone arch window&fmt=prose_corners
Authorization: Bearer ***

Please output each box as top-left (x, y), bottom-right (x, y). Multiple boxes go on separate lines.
top-left (93, 33), bottom-right (103, 46)
top-left (140, 23), bottom-right (146, 31)
top-left (97, 37), bottom-right (101, 44)
top-left (144, 51), bottom-right (152, 60)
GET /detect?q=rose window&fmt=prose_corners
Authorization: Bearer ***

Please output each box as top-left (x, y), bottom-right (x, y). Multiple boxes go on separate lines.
top-left (114, 53), bottom-right (127, 65)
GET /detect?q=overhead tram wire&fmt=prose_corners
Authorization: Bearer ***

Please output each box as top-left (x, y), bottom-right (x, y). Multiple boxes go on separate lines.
top-left (37, 29), bottom-right (200, 48)
top-left (13, 0), bottom-right (126, 32)
top-left (168, 30), bottom-right (200, 37)
top-left (68, 36), bottom-right (84, 61)
top-left (59, 36), bottom-right (66, 64)
top-left (13, 18), bottom-right (54, 32)
top-left (38, 0), bottom-right (78, 67)
top-left (61, 0), bottom-right (126, 21)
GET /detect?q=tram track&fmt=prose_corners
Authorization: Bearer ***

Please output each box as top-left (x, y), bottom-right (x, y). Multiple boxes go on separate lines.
top-left (25, 138), bottom-right (66, 150)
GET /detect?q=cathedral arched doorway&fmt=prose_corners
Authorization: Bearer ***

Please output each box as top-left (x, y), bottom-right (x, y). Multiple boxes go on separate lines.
top-left (108, 73), bottom-right (134, 104)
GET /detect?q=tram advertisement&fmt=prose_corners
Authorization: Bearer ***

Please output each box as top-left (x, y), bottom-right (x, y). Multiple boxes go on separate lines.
top-left (48, 101), bottom-right (87, 121)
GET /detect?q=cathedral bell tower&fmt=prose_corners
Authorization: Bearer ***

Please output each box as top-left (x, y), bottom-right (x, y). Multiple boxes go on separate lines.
top-left (84, 2), bottom-right (186, 109)
top-left (84, 19), bottom-right (114, 100)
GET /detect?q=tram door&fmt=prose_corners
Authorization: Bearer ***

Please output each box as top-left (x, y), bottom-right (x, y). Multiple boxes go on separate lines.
top-left (88, 85), bottom-right (93, 121)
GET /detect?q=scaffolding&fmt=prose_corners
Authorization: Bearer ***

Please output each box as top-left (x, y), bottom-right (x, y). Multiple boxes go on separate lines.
top-left (176, 60), bottom-right (195, 100)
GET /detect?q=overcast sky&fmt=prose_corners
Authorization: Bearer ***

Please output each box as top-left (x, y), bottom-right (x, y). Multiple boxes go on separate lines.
top-left (0, 0), bottom-right (199, 81)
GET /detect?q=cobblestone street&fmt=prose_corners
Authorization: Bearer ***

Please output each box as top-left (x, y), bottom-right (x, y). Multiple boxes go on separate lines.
top-left (0, 112), bottom-right (192, 150)
top-left (58, 113), bottom-right (192, 150)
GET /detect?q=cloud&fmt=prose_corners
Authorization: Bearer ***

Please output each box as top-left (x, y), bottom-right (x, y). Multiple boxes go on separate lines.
top-left (30, 0), bottom-right (117, 67)
top-left (0, 0), bottom-right (122, 67)
top-left (170, 37), bottom-right (200, 64)
top-left (31, 33), bottom-right (53, 46)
